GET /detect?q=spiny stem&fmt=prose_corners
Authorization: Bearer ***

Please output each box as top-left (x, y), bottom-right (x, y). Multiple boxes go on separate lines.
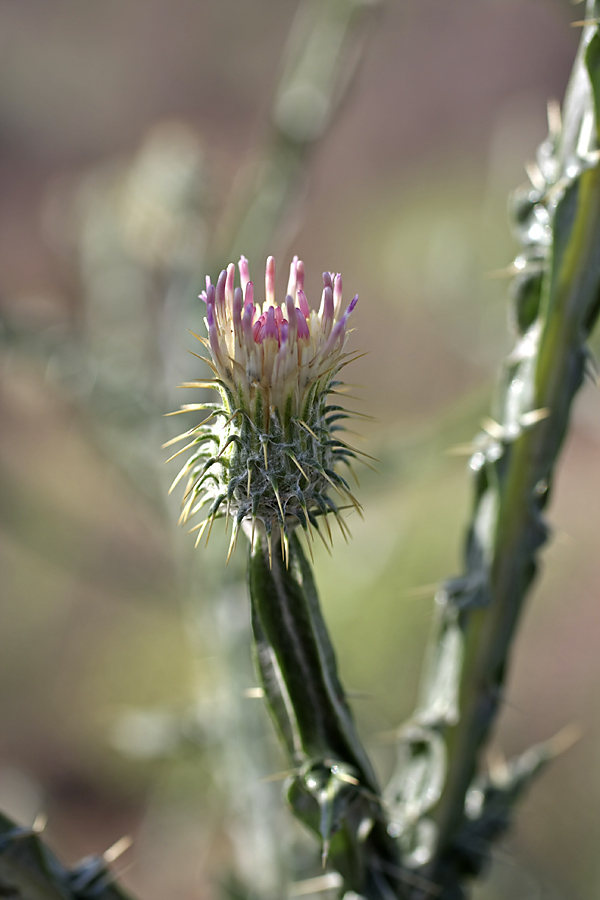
top-left (248, 529), bottom-right (405, 899)
top-left (389, 6), bottom-right (600, 896)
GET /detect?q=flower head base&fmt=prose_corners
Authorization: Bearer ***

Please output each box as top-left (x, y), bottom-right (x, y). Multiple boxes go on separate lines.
top-left (166, 256), bottom-right (365, 563)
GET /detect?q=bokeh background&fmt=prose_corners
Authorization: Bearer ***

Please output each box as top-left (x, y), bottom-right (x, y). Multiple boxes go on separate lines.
top-left (1, 1), bottom-right (599, 898)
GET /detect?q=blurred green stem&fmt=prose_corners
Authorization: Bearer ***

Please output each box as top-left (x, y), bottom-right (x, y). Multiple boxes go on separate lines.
top-left (216, 0), bottom-right (377, 266)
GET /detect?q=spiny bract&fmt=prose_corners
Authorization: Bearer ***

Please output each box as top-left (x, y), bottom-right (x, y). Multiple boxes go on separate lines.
top-left (166, 255), bottom-right (368, 563)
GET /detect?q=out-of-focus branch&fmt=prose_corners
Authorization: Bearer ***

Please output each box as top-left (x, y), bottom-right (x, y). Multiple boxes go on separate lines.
top-left (215, 0), bottom-right (378, 267)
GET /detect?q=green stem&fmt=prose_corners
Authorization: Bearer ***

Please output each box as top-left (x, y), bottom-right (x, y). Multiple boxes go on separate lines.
top-left (387, 7), bottom-right (600, 896)
top-left (431, 148), bottom-right (600, 889)
top-left (0, 811), bottom-right (136, 900)
top-left (248, 530), bottom-right (405, 900)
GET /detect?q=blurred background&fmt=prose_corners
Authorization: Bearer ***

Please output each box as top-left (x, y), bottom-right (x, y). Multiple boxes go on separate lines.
top-left (0, 1), bottom-right (598, 898)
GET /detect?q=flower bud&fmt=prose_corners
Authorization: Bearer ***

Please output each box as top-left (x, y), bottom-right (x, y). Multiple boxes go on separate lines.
top-left (166, 256), bottom-right (364, 562)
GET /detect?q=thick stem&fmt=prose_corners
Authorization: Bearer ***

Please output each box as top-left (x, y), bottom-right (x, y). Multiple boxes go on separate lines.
top-left (388, 8), bottom-right (600, 896)
top-left (248, 530), bottom-right (405, 900)
top-left (435, 163), bottom-right (600, 849)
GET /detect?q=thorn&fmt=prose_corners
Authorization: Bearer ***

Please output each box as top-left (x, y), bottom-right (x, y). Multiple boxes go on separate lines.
top-left (322, 512), bottom-right (333, 546)
top-left (266, 529), bottom-right (273, 568)
top-left (104, 836), bottom-right (133, 864)
top-left (335, 771), bottom-right (359, 786)
top-left (314, 523), bottom-right (333, 555)
top-left (260, 769), bottom-right (294, 784)
top-left (297, 419), bottom-right (319, 440)
top-left (271, 480), bottom-right (285, 523)
top-left (486, 745), bottom-right (509, 781)
top-left (445, 442), bottom-right (476, 456)
top-left (401, 582), bottom-right (440, 600)
top-left (194, 519), bottom-right (210, 547)
top-left (204, 514), bottom-right (217, 547)
top-left (161, 427), bottom-right (196, 449)
top-left (481, 416), bottom-right (505, 440)
top-left (486, 263), bottom-right (520, 279)
top-left (226, 524), bottom-right (238, 564)
top-left (547, 99), bottom-right (561, 135)
top-left (289, 874), bottom-right (343, 896)
top-left (525, 161), bottom-right (546, 192)
top-left (334, 511), bottom-right (350, 542)
top-left (548, 722), bottom-right (583, 756)
top-left (288, 453), bottom-right (309, 480)
top-left (179, 491), bottom-right (196, 524)
top-left (303, 525), bottom-right (315, 563)
top-left (165, 438), bottom-right (202, 464)
top-left (280, 530), bottom-right (286, 563)
top-left (32, 813), bottom-right (47, 834)
top-left (176, 380), bottom-right (219, 389)
top-left (242, 687), bottom-right (264, 698)
top-left (520, 407), bottom-right (551, 427)
top-left (570, 17), bottom-right (600, 26)
top-left (168, 460), bottom-right (194, 495)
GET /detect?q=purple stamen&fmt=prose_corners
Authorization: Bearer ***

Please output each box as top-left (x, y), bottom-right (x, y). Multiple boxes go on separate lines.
top-left (296, 259), bottom-right (305, 294)
top-left (206, 301), bottom-right (221, 361)
top-left (215, 269), bottom-right (227, 313)
top-left (265, 305), bottom-right (278, 341)
top-left (322, 285), bottom-right (334, 331)
top-left (296, 308), bottom-right (310, 341)
top-left (297, 288), bottom-right (310, 320)
top-left (233, 287), bottom-right (243, 342)
top-left (238, 255), bottom-right (250, 291)
top-left (333, 274), bottom-right (342, 312)
top-left (225, 263), bottom-right (235, 307)
top-left (285, 295), bottom-right (297, 343)
top-left (322, 320), bottom-right (344, 356)
top-left (345, 294), bottom-right (359, 319)
top-left (242, 301), bottom-right (255, 349)
top-left (253, 314), bottom-right (265, 343)
top-left (265, 256), bottom-right (275, 304)
top-left (287, 255), bottom-right (298, 299)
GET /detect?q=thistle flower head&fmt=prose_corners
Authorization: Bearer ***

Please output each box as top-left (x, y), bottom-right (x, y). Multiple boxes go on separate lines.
top-left (166, 256), bottom-right (365, 562)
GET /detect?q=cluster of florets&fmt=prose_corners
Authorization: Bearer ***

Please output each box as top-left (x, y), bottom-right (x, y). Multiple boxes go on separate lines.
top-left (166, 255), bottom-right (365, 563)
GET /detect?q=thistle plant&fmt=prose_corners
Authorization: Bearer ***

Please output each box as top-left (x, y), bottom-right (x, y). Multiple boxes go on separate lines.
top-left (167, 255), bottom-right (362, 563)
top-left (384, 4), bottom-right (600, 896)
top-left (4, 4), bottom-right (600, 900)
top-left (168, 256), bottom-right (406, 898)
top-left (168, 4), bottom-right (600, 898)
